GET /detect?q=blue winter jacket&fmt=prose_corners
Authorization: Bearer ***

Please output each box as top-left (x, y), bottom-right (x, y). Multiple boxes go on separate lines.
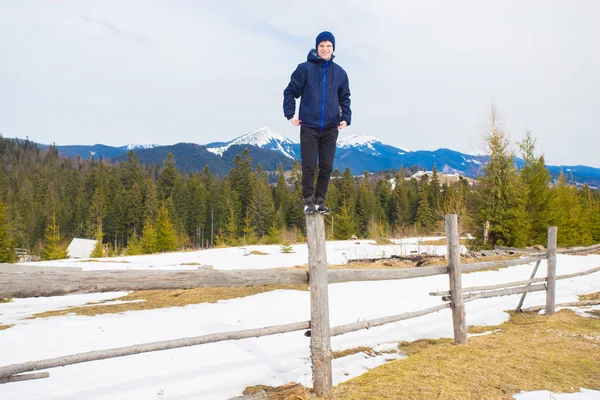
top-left (283, 50), bottom-right (351, 130)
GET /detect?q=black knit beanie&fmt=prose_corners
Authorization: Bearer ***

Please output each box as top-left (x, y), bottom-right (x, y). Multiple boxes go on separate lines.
top-left (315, 31), bottom-right (335, 51)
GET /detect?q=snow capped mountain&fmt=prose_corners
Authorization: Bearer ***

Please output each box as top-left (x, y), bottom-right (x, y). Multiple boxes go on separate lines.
top-left (122, 144), bottom-right (159, 151)
top-left (206, 127), bottom-right (299, 159)
top-left (337, 134), bottom-right (410, 154)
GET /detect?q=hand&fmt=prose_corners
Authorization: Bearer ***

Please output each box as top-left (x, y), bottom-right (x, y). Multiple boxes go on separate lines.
top-left (338, 120), bottom-right (347, 129)
top-left (289, 118), bottom-right (301, 126)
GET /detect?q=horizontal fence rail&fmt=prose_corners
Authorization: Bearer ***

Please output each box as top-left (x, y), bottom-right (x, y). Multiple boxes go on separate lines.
top-left (430, 265), bottom-right (600, 297)
top-left (0, 320), bottom-right (311, 380)
top-left (2, 216), bottom-right (599, 396)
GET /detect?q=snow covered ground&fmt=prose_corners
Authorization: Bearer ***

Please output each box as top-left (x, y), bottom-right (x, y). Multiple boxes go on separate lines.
top-left (1, 240), bottom-right (599, 399)
top-left (19, 237), bottom-right (465, 271)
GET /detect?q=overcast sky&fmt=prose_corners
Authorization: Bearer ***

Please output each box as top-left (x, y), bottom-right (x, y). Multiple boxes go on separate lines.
top-left (1, 1), bottom-right (599, 167)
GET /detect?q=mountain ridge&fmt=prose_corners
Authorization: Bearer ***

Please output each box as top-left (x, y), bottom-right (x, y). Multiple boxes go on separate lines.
top-left (15, 128), bottom-right (600, 187)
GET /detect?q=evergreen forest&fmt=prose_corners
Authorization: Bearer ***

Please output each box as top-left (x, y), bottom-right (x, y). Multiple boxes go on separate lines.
top-left (1, 117), bottom-right (600, 262)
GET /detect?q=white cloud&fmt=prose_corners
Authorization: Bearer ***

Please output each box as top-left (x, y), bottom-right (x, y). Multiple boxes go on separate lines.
top-left (0, 0), bottom-right (599, 167)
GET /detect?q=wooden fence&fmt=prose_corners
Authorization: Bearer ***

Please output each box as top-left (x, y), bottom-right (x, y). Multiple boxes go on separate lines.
top-left (1, 215), bottom-right (600, 395)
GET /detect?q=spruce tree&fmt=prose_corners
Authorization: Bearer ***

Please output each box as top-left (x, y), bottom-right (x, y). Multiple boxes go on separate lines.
top-left (250, 165), bottom-right (276, 238)
top-left (155, 201), bottom-right (178, 252)
top-left (416, 184), bottom-right (436, 233)
top-left (476, 105), bottom-right (529, 247)
top-left (334, 199), bottom-right (358, 239)
top-left (140, 220), bottom-right (159, 254)
top-left (125, 230), bottom-right (142, 256)
top-left (0, 202), bottom-right (16, 263)
top-left (43, 214), bottom-right (67, 260)
top-left (230, 149), bottom-right (254, 217)
top-left (91, 217), bottom-right (104, 258)
top-left (555, 172), bottom-right (590, 247)
top-left (157, 153), bottom-right (178, 200)
top-left (518, 131), bottom-right (555, 245)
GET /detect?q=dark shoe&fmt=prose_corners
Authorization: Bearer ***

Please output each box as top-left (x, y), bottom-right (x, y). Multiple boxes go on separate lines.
top-left (304, 197), bottom-right (316, 215)
top-left (315, 197), bottom-right (330, 214)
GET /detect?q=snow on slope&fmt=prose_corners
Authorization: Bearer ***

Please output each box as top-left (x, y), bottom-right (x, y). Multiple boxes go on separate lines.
top-left (1, 244), bottom-right (599, 400)
top-left (206, 127), bottom-right (296, 159)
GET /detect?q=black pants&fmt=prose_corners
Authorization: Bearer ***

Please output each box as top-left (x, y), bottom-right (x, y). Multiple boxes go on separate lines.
top-left (300, 125), bottom-right (338, 200)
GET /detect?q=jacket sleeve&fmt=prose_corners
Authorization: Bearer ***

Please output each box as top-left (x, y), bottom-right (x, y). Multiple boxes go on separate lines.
top-left (283, 64), bottom-right (306, 119)
top-left (338, 73), bottom-right (352, 125)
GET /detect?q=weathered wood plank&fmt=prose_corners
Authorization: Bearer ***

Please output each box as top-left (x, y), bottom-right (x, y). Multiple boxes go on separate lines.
top-left (1, 265), bottom-right (453, 298)
top-left (306, 214), bottom-right (332, 395)
top-left (330, 303), bottom-right (451, 337)
top-left (460, 255), bottom-right (546, 274)
top-left (0, 372), bottom-right (49, 383)
top-left (446, 214), bottom-right (467, 345)
top-left (0, 320), bottom-right (310, 381)
top-left (557, 243), bottom-right (600, 254)
top-left (460, 284), bottom-right (547, 302)
top-left (431, 265), bottom-right (600, 297)
top-left (0, 269), bottom-right (309, 298)
top-left (328, 265), bottom-right (448, 283)
top-left (546, 227), bottom-right (558, 316)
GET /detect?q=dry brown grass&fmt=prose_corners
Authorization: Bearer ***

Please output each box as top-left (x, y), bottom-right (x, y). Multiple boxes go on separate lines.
top-left (247, 250), bottom-right (269, 256)
top-left (332, 346), bottom-right (379, 359)
top-left (245, 309), bottom-right (600, 400)
top-left (581, 292), bottom-right (600, 301)
top-left (0, 324), bottom-right (13, 331)
top-left (28, 284), bottom-right (308, 319)
top-left (419, 238), bottom-right (470, 246)
top-left (326, 310), bottom-right (600, 399)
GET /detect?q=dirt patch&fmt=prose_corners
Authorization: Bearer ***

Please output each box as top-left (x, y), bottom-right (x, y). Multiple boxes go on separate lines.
top-left (0, 324), bottom-right (13, 331)
top-left (28, 284), bottom-right (308, 319)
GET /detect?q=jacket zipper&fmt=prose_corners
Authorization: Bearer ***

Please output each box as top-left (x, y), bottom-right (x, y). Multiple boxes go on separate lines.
top-left (320, 61), bottom-right (329, 130)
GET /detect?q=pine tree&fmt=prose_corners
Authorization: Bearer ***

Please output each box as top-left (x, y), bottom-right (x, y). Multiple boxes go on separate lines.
top-left (157, 153), bottom-right (178, 200)
top-left (415, 183), bottom-right (436, 233)
top-left (155, 201), bottom-right (178, 252)
top-left (355, 176), bottom-right (377, 237)
top-left (250, 166), bottom-right (276, 238)
top-left (334, 199), bottom-right (358, 239)
top-left (476, 105), bottom-right (529, 247)
top-left (555, 172), bottom-right (590, 247)
top-left (140, 220), bottom-right (159, 254)
top-left (43, 214), bottom-right (67, 260)
top-left (0, 201), bottom-right (16, 263)
top-left (230, 148), bottom-right (254, 217)
top-left (428, 165), bottom-right (441, 220)
top-left (125, 230), bottom-right (142, 255)
top-left (90, 217), bottom-right (104, 258)
top-left (518, 131), bottom-right (555, 245)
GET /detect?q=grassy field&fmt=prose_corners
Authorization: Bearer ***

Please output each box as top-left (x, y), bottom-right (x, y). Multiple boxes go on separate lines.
top-left (244, 306), bottom-right (600, 400)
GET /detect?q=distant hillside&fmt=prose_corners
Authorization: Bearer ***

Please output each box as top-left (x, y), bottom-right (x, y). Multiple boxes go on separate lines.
top-left (110, 143), bottom-right (294, 175)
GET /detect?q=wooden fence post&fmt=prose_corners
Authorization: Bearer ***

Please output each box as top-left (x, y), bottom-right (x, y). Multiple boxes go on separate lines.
top-left (445, 214), bottom-right (467, 344)
top-left (306, 214), bottom-right (332, 395)
top-left (545, 226), bottom-right (558, 316)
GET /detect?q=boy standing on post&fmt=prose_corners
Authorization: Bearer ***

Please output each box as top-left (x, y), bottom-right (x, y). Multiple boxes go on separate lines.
top-left (283, 31), bottom-right (352, 215)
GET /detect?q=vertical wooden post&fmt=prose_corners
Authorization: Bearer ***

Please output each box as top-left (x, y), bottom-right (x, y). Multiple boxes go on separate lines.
top-left (445, 214), bottom-right (467, 344)
top-left (306, 214), bottom-right (332, 395)
top-left (545, 226), bottom-right (558, 316)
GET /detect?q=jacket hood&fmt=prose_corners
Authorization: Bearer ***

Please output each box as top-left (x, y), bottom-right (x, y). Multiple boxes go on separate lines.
top-left (307, 49), bottom-right (335, 63)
